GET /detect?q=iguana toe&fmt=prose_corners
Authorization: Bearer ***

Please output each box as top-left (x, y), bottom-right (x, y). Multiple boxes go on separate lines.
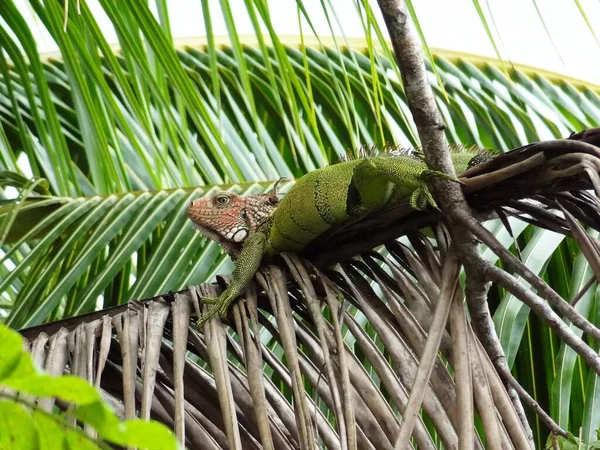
top-left (196, 293), bottom-right (237, 329)
top-left (196, 305), bottom-right (219, 329)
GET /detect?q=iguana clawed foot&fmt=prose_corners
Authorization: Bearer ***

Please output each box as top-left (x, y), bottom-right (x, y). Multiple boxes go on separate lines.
top-left (196, 293), bottom-right (237, 329)
top-left (410, 187), bottom-right (436, 209)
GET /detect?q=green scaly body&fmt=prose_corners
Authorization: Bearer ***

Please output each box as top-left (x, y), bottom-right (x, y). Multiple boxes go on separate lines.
top-left (188, 152), bottom-right (482, 327)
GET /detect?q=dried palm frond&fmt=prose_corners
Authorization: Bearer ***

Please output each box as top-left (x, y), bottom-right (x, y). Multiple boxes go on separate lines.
top-left (21, 244), bottom-right (514, 448)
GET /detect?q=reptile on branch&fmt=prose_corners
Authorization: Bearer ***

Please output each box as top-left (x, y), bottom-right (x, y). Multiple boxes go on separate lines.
top-left (187, 149), bottom-right (487, 328)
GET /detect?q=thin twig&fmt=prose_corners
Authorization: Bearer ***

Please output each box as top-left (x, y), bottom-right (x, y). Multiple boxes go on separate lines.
top-left (480, 257), bottom-right (600, 375)
top-left (570, 276), bottom-right (596, 307)
top-left (469, 334), bottom-right (508, 450)
top-left (464, 269), bottom-right (566, 437)
top-left (558, 204), bottom-right (600, 282)
top-left (449, 283), bottom-right (474, 450)
top-left (457, 210), bottom-right (600, 342)
top-left (461, 153), bottom-right (546, 193)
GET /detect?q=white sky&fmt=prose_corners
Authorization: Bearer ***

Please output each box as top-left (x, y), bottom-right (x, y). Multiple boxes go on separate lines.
top-left (15, 0), bottom-right (600, 84)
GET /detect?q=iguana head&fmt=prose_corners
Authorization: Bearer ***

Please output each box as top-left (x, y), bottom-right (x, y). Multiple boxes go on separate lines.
top-left (187, 184), bottom-right (282, 255)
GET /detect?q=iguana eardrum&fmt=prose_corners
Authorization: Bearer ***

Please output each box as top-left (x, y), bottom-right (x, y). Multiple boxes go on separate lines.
top-left (187, 151), bottom-right (484, 328)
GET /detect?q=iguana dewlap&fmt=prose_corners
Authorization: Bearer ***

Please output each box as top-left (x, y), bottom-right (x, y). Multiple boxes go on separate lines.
top-left (187, 152), bottom-right (481, 327)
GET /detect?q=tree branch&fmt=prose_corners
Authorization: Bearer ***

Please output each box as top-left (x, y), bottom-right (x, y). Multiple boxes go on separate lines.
top-left (376, 0), bottom-right (459, 182)
top-left (458, 210), bottom-right (600, 342)
top-left (375, 1), bottom-right (542, 445)
top-left (465, 271), bottom-right (563, 439)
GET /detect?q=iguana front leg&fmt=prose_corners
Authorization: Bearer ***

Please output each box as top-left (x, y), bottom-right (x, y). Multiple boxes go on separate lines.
top-left (197, 231), bottom-right (267, 328)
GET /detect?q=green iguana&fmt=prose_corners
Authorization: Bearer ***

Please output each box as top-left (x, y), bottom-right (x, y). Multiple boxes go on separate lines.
top-left (187, 151), bottom-right (485, 328)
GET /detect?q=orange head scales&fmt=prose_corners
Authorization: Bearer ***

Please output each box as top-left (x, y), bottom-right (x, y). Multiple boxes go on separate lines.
top-left (186, 188), bottom-right (281, 256)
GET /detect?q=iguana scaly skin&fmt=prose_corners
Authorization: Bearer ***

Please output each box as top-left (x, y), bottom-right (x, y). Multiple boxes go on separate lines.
top-left (187, 152), bottom-right (484, 328)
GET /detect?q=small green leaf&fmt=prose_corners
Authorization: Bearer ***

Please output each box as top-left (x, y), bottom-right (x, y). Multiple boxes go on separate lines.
top-left (0, 324), bottom-right (36, 381)
top-left (32, 410), bottom-right (72, 450)
top-left (64, 427), bottom-right (100, 450)
top-left (4, 375), bottom-right (100, 405)
top-left (114, 419), bottom-right (178, 450)
top-left (73, 401), bottom-right (120, 432)
top-left (0, 401), bottom-right (38, 450)
top-left (0, 171), bottom-right (50, 195)
top-left (0, 172), bottom-right (32, 189)
top-left (75, 402), bottom-right (177, 449)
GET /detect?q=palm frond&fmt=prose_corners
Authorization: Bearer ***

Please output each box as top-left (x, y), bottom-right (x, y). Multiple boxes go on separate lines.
top-left (19, 235), bottom-right (526, 448)
top-left (1, 182), bottom-right (280, 328)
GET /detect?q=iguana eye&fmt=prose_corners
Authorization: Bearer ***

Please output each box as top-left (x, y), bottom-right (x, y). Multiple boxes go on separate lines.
top-left (215, 194), bottom-right (230, 205)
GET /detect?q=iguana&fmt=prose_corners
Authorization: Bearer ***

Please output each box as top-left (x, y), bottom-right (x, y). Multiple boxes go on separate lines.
top-left (187, 151), bottom-right (485, 328)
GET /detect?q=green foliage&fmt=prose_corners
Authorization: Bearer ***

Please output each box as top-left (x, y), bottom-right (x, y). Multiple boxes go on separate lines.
top-left (0, 323), bottom-right (178, 450)
top-left (550, 430), bottom-right (600, 449)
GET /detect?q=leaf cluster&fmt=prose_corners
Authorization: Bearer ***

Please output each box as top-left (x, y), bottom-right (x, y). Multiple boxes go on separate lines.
top-left (0, 323), bottom-right (177, 450)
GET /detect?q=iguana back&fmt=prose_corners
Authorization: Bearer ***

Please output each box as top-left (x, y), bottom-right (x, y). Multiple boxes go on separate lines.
top-left (264, 153), bottom-right (474, 254)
